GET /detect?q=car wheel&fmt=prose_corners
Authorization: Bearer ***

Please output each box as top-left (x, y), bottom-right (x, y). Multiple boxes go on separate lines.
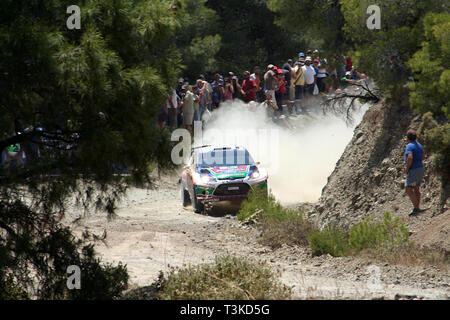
top-left (192, 188), bottom-right (204, 213)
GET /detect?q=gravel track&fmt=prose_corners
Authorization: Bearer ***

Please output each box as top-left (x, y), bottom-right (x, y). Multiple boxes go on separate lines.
top-left (64, 174), bottom-right (449, 300)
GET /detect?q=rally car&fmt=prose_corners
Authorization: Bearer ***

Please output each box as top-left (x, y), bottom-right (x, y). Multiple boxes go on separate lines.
top-left (180, 145), bottom-right (268, 213)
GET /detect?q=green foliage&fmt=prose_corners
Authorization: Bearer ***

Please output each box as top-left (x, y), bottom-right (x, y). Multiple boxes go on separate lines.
top-left (0, 274), bottom-right (30, 300)
top-left (237, 188), bottom-right (282, 222)
top-left (175, 0), bottom-right (222, 79)
top-left (205, 0), bottom-right (305, 73)
top-left (268, 0), bottom-right (346, 52)
top-left (308, 213), bottom-right (409, 257)
top-left (349, 212), bottom-right (409, 253)
top-left (157, 255), bottom-right (292, 300)
top-left (422, 123), bottom-right (450, 185)
top-left (417, 112), bottom-right (450, 185)
top-left (238, 189), bottom-right (317, 249)
top-left (308, 227), bottom-right (350, 257)
top-left (185, 34), bottom-right (222, 77)
top-left (0, 201), bottom-right (129, 299)
top-left (407, 12), bottom-right (450, 119)
top-left (0, 0), bottom-right (180, 299)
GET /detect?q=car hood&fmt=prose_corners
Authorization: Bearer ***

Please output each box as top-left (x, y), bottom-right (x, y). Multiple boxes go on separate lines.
top-left (203, 165), bottom-right (250, 180)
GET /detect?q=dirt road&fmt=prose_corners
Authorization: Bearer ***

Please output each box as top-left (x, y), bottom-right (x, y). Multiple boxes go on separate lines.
top-left (65, 175), bottom-right (449, 300)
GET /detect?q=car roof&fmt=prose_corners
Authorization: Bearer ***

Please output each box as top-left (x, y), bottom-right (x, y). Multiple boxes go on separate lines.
top-left (193, 145), bottom-right (247, 154)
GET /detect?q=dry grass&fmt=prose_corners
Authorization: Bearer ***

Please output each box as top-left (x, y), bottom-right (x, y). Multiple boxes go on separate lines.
top-left (238, 189), bottom-right (317, 249)
top-left (259, 213), bottom-right (316, 249)
top-left (157, 255), bottom-right (292, 300)
top-left (360, 242), bottom-right (450, 271)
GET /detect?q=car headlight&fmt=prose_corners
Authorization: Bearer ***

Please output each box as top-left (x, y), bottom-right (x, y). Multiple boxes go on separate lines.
top-left (200, 174), bottom-right (215, 184)
top-left (250, 170), bottom-right (260, 179)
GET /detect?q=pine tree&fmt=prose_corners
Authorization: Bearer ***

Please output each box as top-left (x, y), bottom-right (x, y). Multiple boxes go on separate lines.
top-left (0, 0), bottom-right (180, 299)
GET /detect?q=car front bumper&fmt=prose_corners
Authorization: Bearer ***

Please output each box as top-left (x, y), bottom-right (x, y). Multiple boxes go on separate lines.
top-left (195, 179), bottom-right (267, 203)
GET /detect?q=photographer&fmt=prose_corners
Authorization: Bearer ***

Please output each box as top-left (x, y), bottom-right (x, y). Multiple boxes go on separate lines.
top-left (224, 76), bottom-right (234, 102)
top-left (228, 72), bottom-right (242, 100)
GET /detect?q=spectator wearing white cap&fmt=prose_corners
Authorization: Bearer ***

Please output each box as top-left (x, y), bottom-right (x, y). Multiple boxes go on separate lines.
top-left (264, 64), bottom-right (279, 108)
top-left (292, 57), bottom-right (305, 114)
top-left (301, 56), bottom-right (317, 108)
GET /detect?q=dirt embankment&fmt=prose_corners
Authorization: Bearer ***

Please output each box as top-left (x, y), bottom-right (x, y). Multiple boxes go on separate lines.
top-left (309, 99), bottom-right (450, 252)
top-left (64, 175), bottom-right (449, 300)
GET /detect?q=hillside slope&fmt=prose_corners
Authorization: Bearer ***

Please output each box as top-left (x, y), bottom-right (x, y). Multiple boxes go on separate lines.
top-left (309, 99), bottom-right (450, 252)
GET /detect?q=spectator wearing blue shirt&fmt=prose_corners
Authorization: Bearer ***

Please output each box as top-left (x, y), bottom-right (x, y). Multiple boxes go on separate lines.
top-left (404, 129), bottom-right (425, 216)
top-left (211, 74), bottom-right (224, 109)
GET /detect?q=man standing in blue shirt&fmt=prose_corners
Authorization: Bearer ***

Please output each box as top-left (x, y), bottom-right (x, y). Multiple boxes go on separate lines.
top-left (404, 130), bottom-right (425, 216)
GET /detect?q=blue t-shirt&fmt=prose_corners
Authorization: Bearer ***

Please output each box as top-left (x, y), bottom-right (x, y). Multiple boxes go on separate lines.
top-left (405, 142), bottom-right (424, 170)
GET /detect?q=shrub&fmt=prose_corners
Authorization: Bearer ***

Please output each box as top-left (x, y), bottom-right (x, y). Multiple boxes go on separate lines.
top-left (422, 123), bottom-right (450, 186)
top-left (308, 227), bottom-right (350, 257)
top-left (157, 255), bottom-right (292, 300)
top-left (237, 188), bottom-right (279, 222)
top-left (238, 189), bottom-right (317, 249)
top-left (259, 213), bottom-right (316, 249)
top-left (348, 212), bottom-right (409, 253)
top-left (0, 273), bottom-right (30, 300)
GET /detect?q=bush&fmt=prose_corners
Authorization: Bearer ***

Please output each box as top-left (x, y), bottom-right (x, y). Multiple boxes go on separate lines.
top-left (0, 273), bottom-right (30, 300)
top-left (157, 255), bottom-right (292, 300)
top-left (307, 227), bottom-right (350, 257)
top-left (349, 212), bottom-right (409, 253)
top-left (422, 123), bottom-right (450, 186)
top-left (237, 188), bottom-right (278, 222)
top-left (238, 189), bottom-right (317, 249)
top-left (259, 214), bottom-right (316, 249)
top-left (308, 213), bottom-right (409, 257)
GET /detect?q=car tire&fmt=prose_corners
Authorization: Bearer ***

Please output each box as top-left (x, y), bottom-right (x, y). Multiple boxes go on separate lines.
top-left (192, 189), bottom-right (204, 213)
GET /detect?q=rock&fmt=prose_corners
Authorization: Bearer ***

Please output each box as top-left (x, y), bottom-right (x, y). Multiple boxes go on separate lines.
top-left (355, 131), bottom-right (364, 139)
top-left (373, 171), bottom-right (382, 184)
top-left (317, 204), bottom-right (325, 213)
top-left (356, 136), bottom-right (365, 145)
top-left (387, 167), bottom-right (397, 176)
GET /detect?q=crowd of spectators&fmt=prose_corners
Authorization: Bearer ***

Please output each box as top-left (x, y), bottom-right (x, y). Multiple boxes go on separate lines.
top-left (159, 50), bottom-right (367, 131)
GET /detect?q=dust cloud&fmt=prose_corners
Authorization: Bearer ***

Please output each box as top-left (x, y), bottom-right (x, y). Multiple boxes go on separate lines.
top-left (198, 100), bottom-right (368, 204)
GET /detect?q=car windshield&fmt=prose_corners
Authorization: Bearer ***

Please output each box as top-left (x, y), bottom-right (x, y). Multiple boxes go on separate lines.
top-left (196, 149), bottom-right (255, 167)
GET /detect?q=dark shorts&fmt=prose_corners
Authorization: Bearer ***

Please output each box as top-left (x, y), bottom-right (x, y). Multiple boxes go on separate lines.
top-left (317, 77), bottom-right (326, 92)
top-left (406, 167), bottom-right (424, 187)
top-left (304, 84), bottom-right (314, 97)
top-left (295, 85), bottom-right (304, 101)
